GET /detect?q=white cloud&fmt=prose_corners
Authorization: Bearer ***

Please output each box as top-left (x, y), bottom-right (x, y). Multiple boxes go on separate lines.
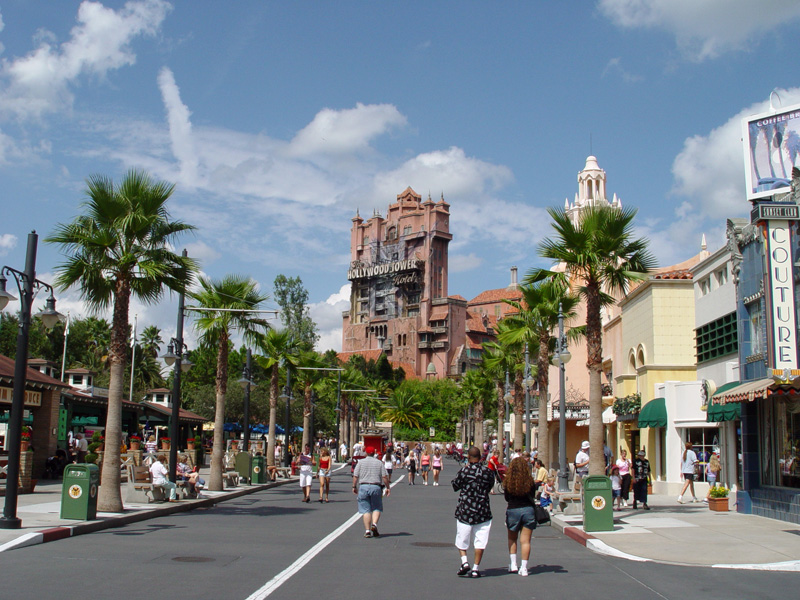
top-left (0, 233), bottom-right (17, 256)
top-left (449, 253), bottom-right (484, 273)
top-left (309, 284), bottom-right (350, 353)
top-left (158, 66), bottom-right (198, 185)
top-left (599, 0), bottom-right (800, 61)
top-left (671, 87), bottom-right (800, 220)
top-left (183, 240), bottom-right (220, 264)
top-left (289, 103), bottom-right (407, 157)
top-left (0, 0), bottom-right (171, 120)
top-left (602, 57), bottom-right (643, 82)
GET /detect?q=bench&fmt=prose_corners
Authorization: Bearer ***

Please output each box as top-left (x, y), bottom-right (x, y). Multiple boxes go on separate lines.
top-left (557, 478), bottom-right (583, 515)
top-left (124, 465), bottom-right (188, 503)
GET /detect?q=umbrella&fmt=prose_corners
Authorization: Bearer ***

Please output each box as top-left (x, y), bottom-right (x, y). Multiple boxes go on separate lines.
top-left (250, 424), bottom-right (269, 434)
top-left (223, 422), bottom-right (242, 432)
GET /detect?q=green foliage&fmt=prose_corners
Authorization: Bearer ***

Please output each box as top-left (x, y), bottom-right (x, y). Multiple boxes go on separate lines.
top-left (393, 379), bottom-right (464, 440)
top-left (273, 274), bottom-right (319, 348)
top-left (612, 393), bottom-right (641, 416)
top-left (709, 485), bottom-right (729, 498)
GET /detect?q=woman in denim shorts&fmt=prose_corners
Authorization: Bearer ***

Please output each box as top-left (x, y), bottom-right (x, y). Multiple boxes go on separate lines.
top-left (502, 456), bottom-right (537, 577)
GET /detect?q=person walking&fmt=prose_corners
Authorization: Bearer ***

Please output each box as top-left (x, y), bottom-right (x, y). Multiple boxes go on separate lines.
top-left (298, 444), bottom-right (315, 503)
top-left (317, 447), bottom-right (332, 503)
top-left (703, 452), bottom-right (722, 503)
top-left (420, 447), bottom-right (431, 485)
top-left (404, 449), bottom-right (418, 485)
top-left (677, 442), bottom-right (699, 503)
top-left (382, 448), bottom-right (395, 482)
top-left (352, 447), bottom-right (391, 538)
top-left (502, 456), bottom-right (537, 577)
top-left (632, 449), bottom-right (651, 510)
top-left (616, 449), bottom-right (632, 508)
top-left (75, 433), bottom-right (89, 463)
top-left (452, 446), bottom-right (495, 578)
top-left (575, 441), bottom-right (590, 481)
top-left (431, 448), bottom-right (444, 486)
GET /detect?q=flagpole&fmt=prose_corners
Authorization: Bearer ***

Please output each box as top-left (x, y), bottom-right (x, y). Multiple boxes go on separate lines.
top-left (129, 313), bottom-right (137, 403)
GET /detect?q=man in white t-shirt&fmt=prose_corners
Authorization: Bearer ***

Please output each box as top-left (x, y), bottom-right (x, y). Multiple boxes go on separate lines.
top-left (339, 442), bottom-right (348, 462)
top-left (575, 441), bottom-right (590, 479)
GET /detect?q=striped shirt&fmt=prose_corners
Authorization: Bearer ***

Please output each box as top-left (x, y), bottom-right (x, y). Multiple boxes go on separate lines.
top-left (353, 456), bottom-right (388, 485)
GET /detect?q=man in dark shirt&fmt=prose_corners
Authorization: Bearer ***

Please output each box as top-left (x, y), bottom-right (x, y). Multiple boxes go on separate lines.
top-left (451, 445), bottom-right (495, 577)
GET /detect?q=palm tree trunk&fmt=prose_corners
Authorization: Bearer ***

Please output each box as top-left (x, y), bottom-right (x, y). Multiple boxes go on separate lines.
top-left (473, 399), bottom-right (484, 450)
top-left (97, 281), bottom-right (129, 513)
top-left (209, 330), bottom-right (229, 491)
top-left (302, 385), bottom-right (312, 450)
top-left (267, 365), bottom-right (278, 467)
top-left (537, 332), bottom-right (550, 469)
top-left (586, 284), bottom-right (605, 475)
top-left (495, 380), bottom-right (505, 444)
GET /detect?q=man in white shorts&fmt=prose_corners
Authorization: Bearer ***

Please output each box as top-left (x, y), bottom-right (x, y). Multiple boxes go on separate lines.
top-left (451, 446), bottom-right (495, 577)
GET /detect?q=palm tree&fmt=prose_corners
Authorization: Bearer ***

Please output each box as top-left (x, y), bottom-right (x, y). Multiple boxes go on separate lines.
top-left (47, 169), bottom-right (196, 512)
top-left (482, 340), bottom-right (520, 451)
top-left (295, 349), bottom-right (325, 449)
top-left (381, 389), bottom-right (423, 430)
top-left (255, 329), bottom-right (300, 466)
top-left (528, 205), bottom-right (655, 475)
top-left (459, 368), bottom-right (493, 449)
top-left (139, 325), bottom-right (163, 358)
top-left (191, 274), bottom-right (269, 491)
top-left (500, 280), bottom-right (580, 469)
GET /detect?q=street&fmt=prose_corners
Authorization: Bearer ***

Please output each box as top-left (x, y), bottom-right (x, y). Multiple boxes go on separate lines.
top-left (0, 465), bottom-right (795, 600)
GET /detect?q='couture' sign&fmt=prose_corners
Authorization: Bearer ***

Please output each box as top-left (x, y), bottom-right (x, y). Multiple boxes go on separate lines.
top-left (765, 220), bottom-right (798, 370)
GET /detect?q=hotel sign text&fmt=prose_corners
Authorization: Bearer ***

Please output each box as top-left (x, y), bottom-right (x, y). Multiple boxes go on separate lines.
top-left (348, 258), bottom-right (423, 281)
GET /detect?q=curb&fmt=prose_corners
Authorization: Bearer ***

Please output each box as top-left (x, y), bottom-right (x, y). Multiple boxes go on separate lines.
top-left (0, 478), bottom-right (295, 553)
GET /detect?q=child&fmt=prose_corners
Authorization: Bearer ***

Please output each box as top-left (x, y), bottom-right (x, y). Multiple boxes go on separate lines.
top-left (610, 465), bottom-right (622, 509)
top-left (540, 477), bottom-right (556, 513)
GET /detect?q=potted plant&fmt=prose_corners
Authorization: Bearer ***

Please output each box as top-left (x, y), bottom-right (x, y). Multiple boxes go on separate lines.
top-left (186, 437), bottom-right (196, 450)
top-left (708, 485), bottom-right (730, 512)
top-left (160, 437), bottom-right (171, 450)
top-left (129, 435), bottom-right (142, 450)
top-left (86, 431), bottom-right (103, 464)
top-left (20, 426), bottom-right (31, 451)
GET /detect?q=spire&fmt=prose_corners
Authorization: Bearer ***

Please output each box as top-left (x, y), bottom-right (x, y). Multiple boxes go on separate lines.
top-left (701, 233), bottom-right (707, 251)
top-left (565, 198), bottom-right (570, 210)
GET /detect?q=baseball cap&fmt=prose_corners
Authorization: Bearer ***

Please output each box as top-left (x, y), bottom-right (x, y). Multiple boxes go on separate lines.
top-left (638, 450), bottom-right (645, 456)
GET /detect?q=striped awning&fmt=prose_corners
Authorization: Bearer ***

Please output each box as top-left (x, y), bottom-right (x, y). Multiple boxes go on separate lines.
top-left (710, 378), bottom-right (773, 405)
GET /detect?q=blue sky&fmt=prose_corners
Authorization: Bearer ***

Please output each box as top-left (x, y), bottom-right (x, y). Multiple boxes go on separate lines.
top-left (1, 0), bottom-right (799, 352)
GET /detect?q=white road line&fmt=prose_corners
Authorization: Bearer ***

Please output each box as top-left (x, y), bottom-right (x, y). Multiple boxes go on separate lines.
top-left (244, 472), bottom-right (404, 600)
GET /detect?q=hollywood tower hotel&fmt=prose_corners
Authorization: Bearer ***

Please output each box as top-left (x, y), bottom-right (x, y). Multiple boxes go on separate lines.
top-left (341, 188), bottom-right (512, 379)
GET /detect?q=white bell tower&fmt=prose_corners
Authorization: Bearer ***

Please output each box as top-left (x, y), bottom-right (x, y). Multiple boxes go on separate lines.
top-left (565, 156), bottom-right (620, 225)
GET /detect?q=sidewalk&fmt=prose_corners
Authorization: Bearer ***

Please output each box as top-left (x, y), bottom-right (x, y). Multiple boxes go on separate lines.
top-left (0, 465), bottom-right (297, 553)
top-left (550, 493), bottom-right (800, 571)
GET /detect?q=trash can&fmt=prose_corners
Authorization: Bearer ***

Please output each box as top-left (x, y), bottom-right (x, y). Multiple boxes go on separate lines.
top-left (235, 452), bottom-right (252, 485)
top-left (60, 463), bottom-right (100, 520)
top-left (582, 475), bottom-right (614, 532)
top-left (251, 455), bottom-right (266, 484)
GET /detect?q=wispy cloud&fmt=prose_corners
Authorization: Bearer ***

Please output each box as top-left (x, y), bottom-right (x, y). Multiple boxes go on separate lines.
top-left (602, 57), bottom-right (643, 82)
top-left (0, 233), bottom-right (17, 256)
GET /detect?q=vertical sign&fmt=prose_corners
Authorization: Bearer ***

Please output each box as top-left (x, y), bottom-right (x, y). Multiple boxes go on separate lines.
top-left (765, 220), bottom-right (798, 370)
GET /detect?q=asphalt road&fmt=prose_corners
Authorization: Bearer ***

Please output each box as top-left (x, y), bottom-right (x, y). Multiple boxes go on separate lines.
top-left (1, 464), bottom-right (796, 600)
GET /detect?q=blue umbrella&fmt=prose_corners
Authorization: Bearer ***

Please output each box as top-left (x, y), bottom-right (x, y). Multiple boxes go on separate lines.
top-left (251, 423), bottom-right (269, 434)
top-left (223, 422), bottom-right (242, 432)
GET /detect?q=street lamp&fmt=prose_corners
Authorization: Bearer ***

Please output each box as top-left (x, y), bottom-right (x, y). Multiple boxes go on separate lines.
top-left (0, 231), bottom-right (65, 529)
top-left (237, 348), bottom-right (256, 452)
top-left (282, 362), bottom-right (292, 467)
top-left (503, 370), bottom-right (512, 465)
top-left (523, 342), bottom-right (536, 454)
top-left (555, 303), bottom-right (572, 493)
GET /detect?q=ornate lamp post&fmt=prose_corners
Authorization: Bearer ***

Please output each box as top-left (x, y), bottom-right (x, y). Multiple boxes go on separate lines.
top-left (503, 370), bottom-right (512, 465)
top-left (523, 342), bottom-right (536, 453)
top-left (556, 303), bottom-right (572, 493)
top-left (0, 231), bottom-right (64, 529)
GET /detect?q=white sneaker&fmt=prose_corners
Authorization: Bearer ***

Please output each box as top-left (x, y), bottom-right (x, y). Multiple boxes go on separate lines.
top-left (519, 567), bottom-right (528, 577)
top-left (702, 498), bottom-right (709, 503)
top-left (622, 499), bottom-right (628, 507)
top-left (692, 497), bottom-right (699, 503)
top-left (677, 495), bottom-right (684, 504)
top-left (508, 565), bottom-right (518, 573)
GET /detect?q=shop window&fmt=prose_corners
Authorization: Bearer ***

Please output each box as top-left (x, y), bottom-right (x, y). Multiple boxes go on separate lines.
top-left (681, 427), bottom-right (720, 483)
top-left (772, 398), bottom-right (800, 489)
top-left (747, 301), bottom-right (764, 357)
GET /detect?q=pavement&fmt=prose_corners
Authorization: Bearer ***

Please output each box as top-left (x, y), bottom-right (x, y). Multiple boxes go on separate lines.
top-left (2, 467), bottom-right (800, 572)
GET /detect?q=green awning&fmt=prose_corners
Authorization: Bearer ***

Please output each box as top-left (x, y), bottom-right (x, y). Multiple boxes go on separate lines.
top-left (638, 397), bottom-right (667, 428)
top-left (707, 401), bottom-right (741, 422)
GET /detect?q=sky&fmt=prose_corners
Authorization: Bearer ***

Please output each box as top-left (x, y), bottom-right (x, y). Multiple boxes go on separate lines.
top-left (1, 0), bottom-right (799, 354)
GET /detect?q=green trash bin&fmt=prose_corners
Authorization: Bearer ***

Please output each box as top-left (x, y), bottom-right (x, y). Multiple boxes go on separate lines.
top-left (251, 455), bottom-right (266, 484)
top-left (235, 452), bottom-right (252, 485)
top-left (60, 463), bottom-right (100, 520)
top-left (582, 475), bottom-right (614, 532)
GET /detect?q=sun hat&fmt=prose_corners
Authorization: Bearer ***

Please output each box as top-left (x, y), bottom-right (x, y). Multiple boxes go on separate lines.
top-left (581, 441), bottom-right (590, 450)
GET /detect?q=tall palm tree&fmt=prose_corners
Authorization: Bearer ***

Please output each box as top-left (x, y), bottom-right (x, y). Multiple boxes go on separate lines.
top-left (191, 274), bottom-right (269, 491)
top-left (295, 349), bottom-right (325, 449)
top-left (482, 340), bottom-right (520, 450)
top-left (500, 279), bottom-right (580, 469)
top-left (528, 205), bottom-right (655, 475)
top-left (47, 169), bottom-right (196, 512)
top-left (459, 368), bottom-right (493, 449)
top-left (139, 325), bottom-right (163, 358)
top-left (255, 329), bottom-right (300, 466)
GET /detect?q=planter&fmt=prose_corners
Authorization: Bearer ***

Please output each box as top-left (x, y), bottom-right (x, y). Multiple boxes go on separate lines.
top-left (161, 442), bottom-right (171, 451)
top-left (20, 440), bottom-right (30, 452)
top-left (708, 497), bottom-right (729, 512)
top-left (187, 443), bottom-right (195, 450)
top-left (130, 441), bottom-right (141, 451)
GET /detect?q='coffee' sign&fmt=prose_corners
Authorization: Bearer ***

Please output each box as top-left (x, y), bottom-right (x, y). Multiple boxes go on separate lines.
top-left (765, 221), bottom-right (798, 370)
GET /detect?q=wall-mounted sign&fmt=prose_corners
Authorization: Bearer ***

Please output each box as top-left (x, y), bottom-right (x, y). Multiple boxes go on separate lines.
top-left (752, 203), bottom-right (800, 221)
top-left (0, 387), bottom-right (42, 407)
top-left (348, 258), bottom-right (423, 281)
top-left (741, 103), bottom-right (800, 201)
top-left (764, 220), bottom-right (798, 370)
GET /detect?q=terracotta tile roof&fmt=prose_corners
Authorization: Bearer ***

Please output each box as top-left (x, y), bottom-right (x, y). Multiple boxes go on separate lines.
top-left (0, 354), bottom-right (70, 389)
top-left (142, 401), bottom-right (208, 423)
top-left (652, 269), bottom-right (693, 280)
top-left (468, 287), bottom-right (523, 306)
top-left (466, 312), bottom-right (498, 333)
top-left (429, 306), bottom-right (449, 321)
top-left (449, 294), bottom-right (467, 301)
top-left (466, 336), bottom-right (485, 350)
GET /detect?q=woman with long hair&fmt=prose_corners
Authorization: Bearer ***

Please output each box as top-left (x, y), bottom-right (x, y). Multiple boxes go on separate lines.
top-left (677, 442), bottom-right (699, 503)
top-left (317, 447), bottom-right (332, 503)
top-left (502, 456), bottom-right (537, 577)
top-left (703, 453), bottom-right (722, 503)
top-left (431, 447), bottom-right (444, 486)
top-left (383, 448), bottom-right (395, 482)
top-left (615, 449), bottom-right (632, 508)
top-left (420, 447), bottom-right (431, 485)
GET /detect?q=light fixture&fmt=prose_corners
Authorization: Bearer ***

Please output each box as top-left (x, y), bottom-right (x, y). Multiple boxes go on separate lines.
top-left (37, 293), bottom-right (65, 330)
top-left (559, 348), bottom-right (572, 364)
top-left (0, 274), bottom-right (17, 310)
top-left (426, 362), bottom-right (437, 377)
top-left (180, 357), bottom-right (193, 373)
top-left (162, 342), bottom-right (178, 366)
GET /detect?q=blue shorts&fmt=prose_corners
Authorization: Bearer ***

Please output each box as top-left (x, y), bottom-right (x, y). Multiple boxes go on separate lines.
top-left (357, 484), bottom-right (383, 514)
top-left (613, 489), bottom-right (621, 498)
top-left (505, 506), bottom-right (537, 532)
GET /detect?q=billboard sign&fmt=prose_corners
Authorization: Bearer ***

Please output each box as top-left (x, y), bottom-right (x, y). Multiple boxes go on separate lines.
top-left (742, 103), bottom-right (800, 200)
top-left (764, 220), bottom-right (798, 371)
